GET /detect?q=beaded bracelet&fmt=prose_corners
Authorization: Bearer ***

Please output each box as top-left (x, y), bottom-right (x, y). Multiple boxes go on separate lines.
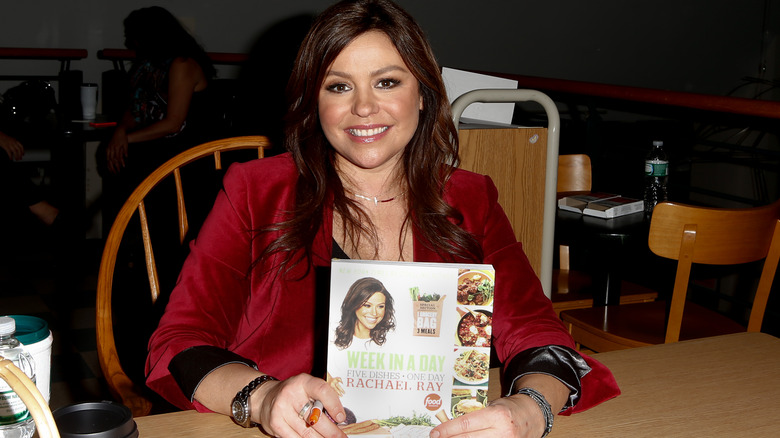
top-left (513, 387), bottom-right (554, 438)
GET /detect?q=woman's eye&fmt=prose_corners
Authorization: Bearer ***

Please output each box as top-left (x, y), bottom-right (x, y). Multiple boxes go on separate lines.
top-left (326, 83), bottom-right (351, 93)
top-left (377, 78), bottom-right (399, 89)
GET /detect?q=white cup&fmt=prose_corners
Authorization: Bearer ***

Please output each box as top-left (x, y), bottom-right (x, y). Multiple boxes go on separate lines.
top-left (10, 315), bottom-right (53, 404)
top-left (80, 83), bottom-right (98, 119)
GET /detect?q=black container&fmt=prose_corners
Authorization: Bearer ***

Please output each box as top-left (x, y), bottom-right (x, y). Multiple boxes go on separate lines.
top-left (58, 69), bottom-right (84, 121)
top-left (53, 401), bottom-right (138, 438)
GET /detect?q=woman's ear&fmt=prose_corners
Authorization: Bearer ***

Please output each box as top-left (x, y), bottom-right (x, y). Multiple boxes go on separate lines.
top-left (419, 94), bottom-right (424, 111)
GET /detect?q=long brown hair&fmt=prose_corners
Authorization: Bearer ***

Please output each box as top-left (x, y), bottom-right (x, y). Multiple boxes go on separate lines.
top-left (259, 0), bottom-right (482, 272)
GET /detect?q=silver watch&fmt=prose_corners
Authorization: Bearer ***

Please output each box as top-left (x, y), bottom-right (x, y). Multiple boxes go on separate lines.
top-left (231, 375), bottom-right (278, 428)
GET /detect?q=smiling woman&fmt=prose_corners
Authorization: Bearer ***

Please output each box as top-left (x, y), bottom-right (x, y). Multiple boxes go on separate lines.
top-left (333, 277), bottom-right (397, 349)
top-left (318, 31), bottom-right (423, 176)
top-left (145, 1), bottom-right (619, 437)
top-left (318, 30), bottom-right (424, 261)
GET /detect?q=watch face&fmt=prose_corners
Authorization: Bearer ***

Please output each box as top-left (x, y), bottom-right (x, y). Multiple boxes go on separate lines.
top-left (232, 398), bottom-right (248, 425)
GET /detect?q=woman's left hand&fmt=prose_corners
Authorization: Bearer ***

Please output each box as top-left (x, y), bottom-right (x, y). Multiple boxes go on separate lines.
top-left (106, 129), bottom-right (129, 174)
top-left (431, 372), bottom-right (569, 438)
top-left (430, 395), bottom-right (546, 438)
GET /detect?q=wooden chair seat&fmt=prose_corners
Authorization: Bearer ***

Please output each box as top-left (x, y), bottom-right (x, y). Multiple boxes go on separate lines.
top-left (561, 301), bottom-right (746, 351)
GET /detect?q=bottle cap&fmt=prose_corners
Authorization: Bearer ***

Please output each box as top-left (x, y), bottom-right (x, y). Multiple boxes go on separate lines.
top-left (652, 140), bottom-right (663, 146)
top-left (0, 316), bottom-right (16, 336)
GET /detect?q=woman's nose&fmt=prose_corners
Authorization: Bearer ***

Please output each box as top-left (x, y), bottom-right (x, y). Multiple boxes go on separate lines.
top-left (352, 89), bottom-right (379, 117)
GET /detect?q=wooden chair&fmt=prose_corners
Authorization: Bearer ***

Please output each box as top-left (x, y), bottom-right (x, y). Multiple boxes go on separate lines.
top-left (0, 358), bottom-right (60, 438)
top-left (551, 154), bottom-right (657, 315)
top-left (560, 200), bottom-right (780, 352)
top-left (555, 154), bottom-right (592, 275)
top-left (96, 136), bottom-right (271, 417)
top-left (556, 153), bottom-right (592, 194)
top-left (452, 89), bottom-right (559, 296)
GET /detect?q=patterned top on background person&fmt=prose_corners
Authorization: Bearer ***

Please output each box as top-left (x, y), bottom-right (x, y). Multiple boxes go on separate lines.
top-left (128, 58), bottom-right (184, 137)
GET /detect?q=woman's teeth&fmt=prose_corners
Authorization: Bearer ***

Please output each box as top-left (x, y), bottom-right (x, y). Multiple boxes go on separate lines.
top-left (349, 127), bottom-right (388, 137)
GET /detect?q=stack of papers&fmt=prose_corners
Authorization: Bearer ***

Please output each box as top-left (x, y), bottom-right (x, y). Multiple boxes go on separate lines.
top-left (442, 67), bottom-right (518, 125)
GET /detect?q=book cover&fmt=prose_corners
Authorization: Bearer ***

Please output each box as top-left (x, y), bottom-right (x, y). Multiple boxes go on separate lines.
top-left (583, 196), bottom-right (644, 218)
top-left (558, 192), bottom-right (620, 213)
top-left (327, 260), bottom-right (495, 436)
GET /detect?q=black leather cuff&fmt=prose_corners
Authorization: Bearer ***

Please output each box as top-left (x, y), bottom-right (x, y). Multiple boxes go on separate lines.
top-left (503, 345), bottom-right (590, 410)
top-left (169, 345), bottom-right (257, 401)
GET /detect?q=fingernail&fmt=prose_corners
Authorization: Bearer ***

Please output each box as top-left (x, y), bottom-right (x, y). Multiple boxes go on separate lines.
top-left (430, 431), bottom-right (440, 438)
top-left (336, 411), bottom-right (346, 423)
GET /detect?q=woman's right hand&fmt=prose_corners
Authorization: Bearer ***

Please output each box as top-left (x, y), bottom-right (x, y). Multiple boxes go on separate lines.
top-left (256, 374), bottom-right (347, 438)
top-left (0, 131), bottom-right (24, 161)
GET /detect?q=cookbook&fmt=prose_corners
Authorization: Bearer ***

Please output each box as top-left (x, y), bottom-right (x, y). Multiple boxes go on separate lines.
top-left (327, 259), bottom-right (495, 436)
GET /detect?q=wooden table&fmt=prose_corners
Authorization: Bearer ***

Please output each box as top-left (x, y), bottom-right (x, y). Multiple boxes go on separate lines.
top-left (552, 332), bottom-right (780, 437)
top-left (135, 410), bottom-right (262, 437)
top-left (134, 332), bottom-right (780, 437)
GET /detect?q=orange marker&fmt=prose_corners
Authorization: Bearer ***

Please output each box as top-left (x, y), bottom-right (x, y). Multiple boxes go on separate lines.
top-left (307, 400), bottom-right (323, 426)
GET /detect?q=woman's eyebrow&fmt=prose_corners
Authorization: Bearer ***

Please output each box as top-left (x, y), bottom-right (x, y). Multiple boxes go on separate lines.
top-left (371, 65), bottom-right (407, 76)
top-left (325, 64), bottom-right (408, 79)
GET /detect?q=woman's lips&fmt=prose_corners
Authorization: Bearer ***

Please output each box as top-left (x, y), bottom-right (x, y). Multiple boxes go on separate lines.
top-left (364, 316), bottom-right (380, 325)
top-left (346, 125), bottom-right (389, 143)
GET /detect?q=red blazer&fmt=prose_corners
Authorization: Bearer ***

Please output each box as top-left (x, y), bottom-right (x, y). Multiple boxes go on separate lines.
top-left (146, 153), bottom-right (619, 413)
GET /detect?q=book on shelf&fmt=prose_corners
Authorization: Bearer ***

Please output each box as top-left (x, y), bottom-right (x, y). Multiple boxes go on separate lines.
top-left (327, 259), bottom-right (495, 437)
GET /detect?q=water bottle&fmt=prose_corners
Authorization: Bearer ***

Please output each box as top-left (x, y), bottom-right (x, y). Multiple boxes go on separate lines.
top-left (0, 316), bottom-right (36, 438)
top-left (644, 140), bottom-right (669, 215)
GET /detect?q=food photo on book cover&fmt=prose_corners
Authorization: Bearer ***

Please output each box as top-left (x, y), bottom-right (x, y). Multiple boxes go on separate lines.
top-left (327, 260), bottom-right (495, 436)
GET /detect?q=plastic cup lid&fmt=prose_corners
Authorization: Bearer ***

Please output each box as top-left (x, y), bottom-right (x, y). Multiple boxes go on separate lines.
top-left (8, 315), bottom-right (49, 345)
top-left (53, 401), bottom-right (138, 438)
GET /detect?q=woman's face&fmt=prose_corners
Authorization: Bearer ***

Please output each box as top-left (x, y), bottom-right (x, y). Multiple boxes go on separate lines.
top-left (354, 291), bottom-right (387, 336)
top-left (318, 31), bottom-right (422, 174)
